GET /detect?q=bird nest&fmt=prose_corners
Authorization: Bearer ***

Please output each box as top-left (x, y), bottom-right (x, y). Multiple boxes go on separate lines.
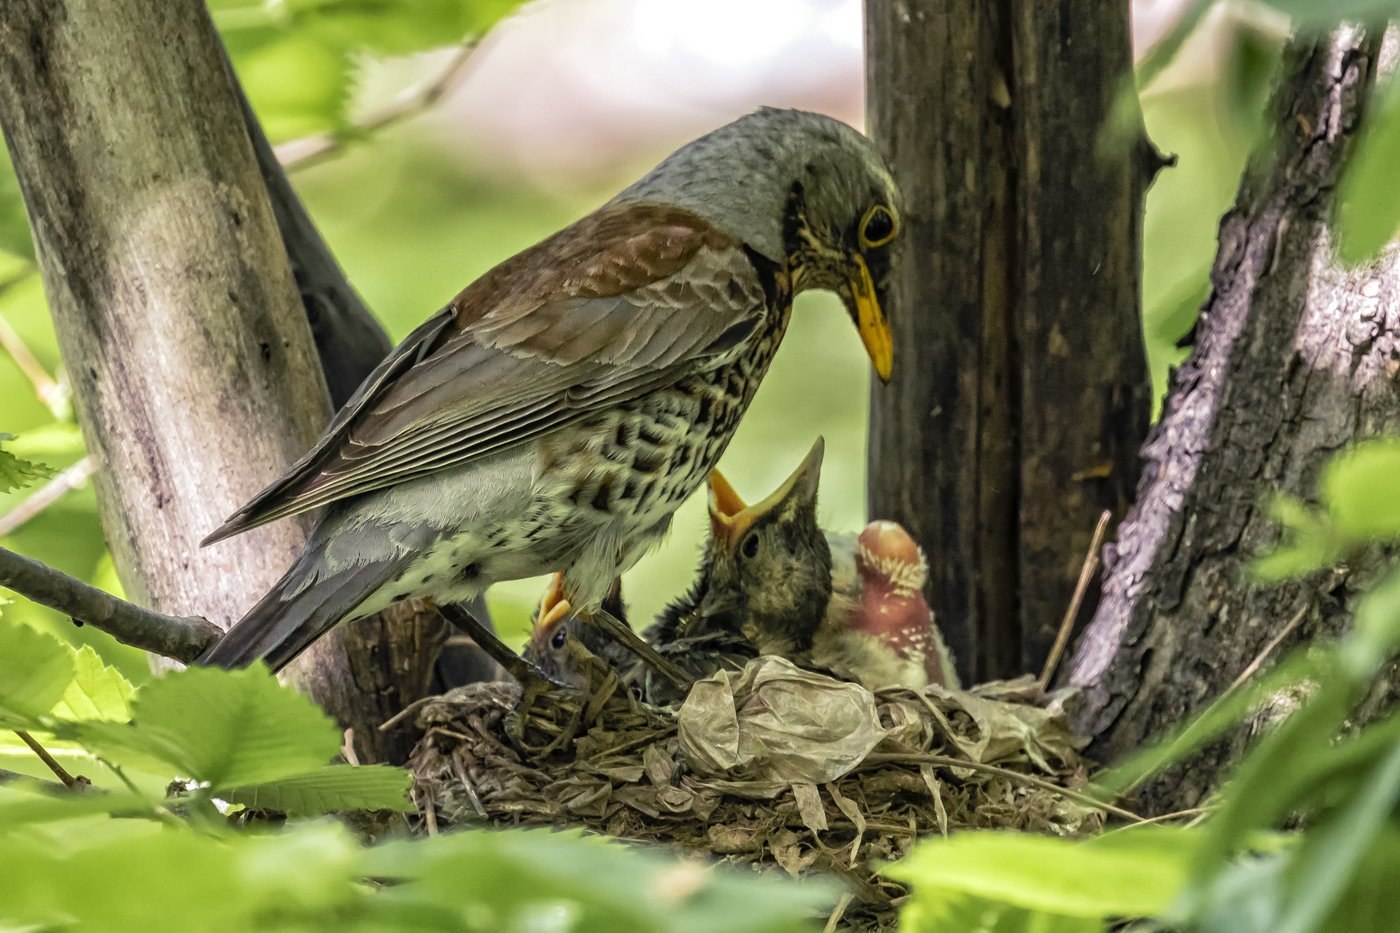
top-left (407, 658), bottom-right (1099, 931)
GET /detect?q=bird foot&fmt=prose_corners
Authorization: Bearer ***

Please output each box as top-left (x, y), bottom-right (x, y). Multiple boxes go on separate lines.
top-left (437, 602), bottom-right (559, 692)
top-left (587, 605), bottom-right (693, 693)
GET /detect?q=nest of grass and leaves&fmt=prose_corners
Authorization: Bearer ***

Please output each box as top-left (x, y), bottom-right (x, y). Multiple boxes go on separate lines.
top-left (405, 648), bottom-right (1107, 931)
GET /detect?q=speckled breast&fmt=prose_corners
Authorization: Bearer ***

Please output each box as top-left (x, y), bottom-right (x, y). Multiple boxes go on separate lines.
top-left (539, 303), bottom-right (793, 550)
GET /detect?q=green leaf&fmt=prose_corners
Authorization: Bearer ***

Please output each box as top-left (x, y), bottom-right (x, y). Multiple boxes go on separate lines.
top-left (51, 645), bottom-right (134, 722)
top-left (1183, 671), bottom-right (1353, 904)
top-left (1257, 0), bottom-right (1400, 28)
top-left (1252, 495), bottom-right (1340, 581)
top-left (220, 763), bottom-right (413, 815)
top-left (0, 434), bottom-right (56, 495)
top-left (1189, 851), bottom-right (1289, 933)
top-left (884, 825), bottom-right (1196, 920)
top-left (367, 827), bottom-right (836, 933)
top-left (1343, 565), bottom-right (1400, 678)
top-left (74, 665), bottom-right (341, 788)
top-left (1338, 76), bottom-right (1400, 263)
top-left (0, 623), bottom-right (74, 726)
top-left (0, 816), bottom-right (365, 932)
top-left (218, 0), bottom-right (527, 143)
top-left (1320, 439), bottom-right (1400, 541)
top-left (1276, 737), bottom-right (1400, 933)
top-left (1316, 825), bottom-right (1400, 933)
top-left (289, 0), bottom-right (524, 56)
top-left (228, 30), bottom-right (354, 142)
top-left (0, 783), bottom-right (157, 830)
top-left (901, 891), bottom-right (1102, 933)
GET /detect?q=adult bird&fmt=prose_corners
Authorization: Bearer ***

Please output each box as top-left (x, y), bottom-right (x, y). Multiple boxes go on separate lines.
top-left (198, 107), bottom-right (903, 674)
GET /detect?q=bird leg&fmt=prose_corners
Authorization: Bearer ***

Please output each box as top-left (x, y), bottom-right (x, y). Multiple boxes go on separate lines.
top-left (437, 602), bottom-right (558, 691)
top-left (587, 604), bottom-right (692, 692)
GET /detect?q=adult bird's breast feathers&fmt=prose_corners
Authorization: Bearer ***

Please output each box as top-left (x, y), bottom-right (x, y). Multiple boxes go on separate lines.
top-left (201, 203), bottom-right (772, 547)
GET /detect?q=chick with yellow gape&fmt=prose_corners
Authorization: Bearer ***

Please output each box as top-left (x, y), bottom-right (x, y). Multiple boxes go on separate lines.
top-left (525, 437), bottom-right (956, 702)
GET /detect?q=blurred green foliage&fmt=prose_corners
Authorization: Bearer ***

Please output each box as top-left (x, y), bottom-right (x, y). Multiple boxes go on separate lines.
top-left (891, 436), bottom-right (1400, 932)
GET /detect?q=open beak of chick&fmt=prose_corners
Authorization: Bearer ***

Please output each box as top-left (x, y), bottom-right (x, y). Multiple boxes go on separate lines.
top-left (706, 437), bottom-right (825, 551)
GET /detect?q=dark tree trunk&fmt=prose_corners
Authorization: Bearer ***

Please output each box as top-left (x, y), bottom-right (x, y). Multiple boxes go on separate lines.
top-left (1065, 25), bottom-right (1397, 815)
top-left (865, 0), bottom-right (1153, 683)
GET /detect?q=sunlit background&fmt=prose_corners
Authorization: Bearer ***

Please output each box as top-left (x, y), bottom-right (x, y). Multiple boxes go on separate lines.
top-left (0, 0), bottom-right (1284, 674)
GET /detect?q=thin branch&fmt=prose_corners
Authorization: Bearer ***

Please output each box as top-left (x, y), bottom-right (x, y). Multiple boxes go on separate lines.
top-left (0, 270), bottom-right (69, 417)
top-left (860, 751), bottom-right (1146, 824)
top-left (0, 545), bottom-right (221, 662)
top-left (276, 41), bottom-right (480, 173)
top-left (1226, 600), bottom-right (1311, 695)
top-left (14, 729), bottom-right (83, 789)
top-left (1040, 510), bottom-right (1112, 690)
top-left (822, 893), bottom-right (855, 933)
top-left (1101, 805), bottom-right (1213, 834)
top-left (0, 454), bottom-right (96, 538)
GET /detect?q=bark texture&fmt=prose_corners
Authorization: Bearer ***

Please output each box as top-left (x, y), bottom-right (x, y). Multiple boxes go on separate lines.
top-left (233, 75), bottom-right (395, 410)
top-left (865, 0), bottom-right (1153, 683)
top-left (0, 0), bottom-right (463, 764)
top-left (0, 0), bottom-right (331, 633)
top-left (1065, 27), bottom-right (1399, 813)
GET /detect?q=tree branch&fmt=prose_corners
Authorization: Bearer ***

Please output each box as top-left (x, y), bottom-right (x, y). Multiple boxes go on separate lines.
top-left (0, 546), bottom-right (220, 663)
top-left (275, 42), bottom-right (480, 173)
top-left (865, 0), bottom-right (1151, 682)
top-left (223, 38), bottom-right (498, 760)
top-left (224, 51), bottom-right (393, 410)
top-left (0, 455), bottom-right (96, 538)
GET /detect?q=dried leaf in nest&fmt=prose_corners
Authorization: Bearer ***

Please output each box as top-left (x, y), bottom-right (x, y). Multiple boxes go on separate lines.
top-left (409, 659), bottom-right (1102, 931)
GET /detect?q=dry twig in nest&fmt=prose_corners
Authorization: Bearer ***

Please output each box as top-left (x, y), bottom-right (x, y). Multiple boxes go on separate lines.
top-left (410, 658), bottom-right (1107, 931)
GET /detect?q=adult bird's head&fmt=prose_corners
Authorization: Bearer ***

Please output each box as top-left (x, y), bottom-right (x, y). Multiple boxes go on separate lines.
top-left (616, 108), bottom-right (903, 381)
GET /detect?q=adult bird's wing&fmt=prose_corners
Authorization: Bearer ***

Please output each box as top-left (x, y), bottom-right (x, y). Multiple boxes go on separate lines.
top-left (202, 203), bottom-right (773, 545)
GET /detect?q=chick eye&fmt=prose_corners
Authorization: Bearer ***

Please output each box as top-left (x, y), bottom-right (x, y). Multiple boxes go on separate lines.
top-left (740, 531), bottom-right (761, 560)
top-left (860, 204), bottom-right (898, 248)
top-left (550, 627), bottom-right (568, 650)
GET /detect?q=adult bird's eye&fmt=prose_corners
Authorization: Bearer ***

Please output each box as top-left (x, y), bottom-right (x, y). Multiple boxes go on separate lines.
top-left (740, 531), bottom-right (761, 560)
top-left (550, 627), bottom-right (568, 649)
top-left (860, 204), bottom-right (898, 248)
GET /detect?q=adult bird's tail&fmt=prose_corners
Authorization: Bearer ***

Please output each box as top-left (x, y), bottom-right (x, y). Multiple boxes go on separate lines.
top-left (198, 549), bottom-right (408, 673)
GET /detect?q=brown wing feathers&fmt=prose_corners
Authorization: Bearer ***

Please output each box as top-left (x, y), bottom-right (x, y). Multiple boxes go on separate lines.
top-left (202, 204), bottom-right (766, 547)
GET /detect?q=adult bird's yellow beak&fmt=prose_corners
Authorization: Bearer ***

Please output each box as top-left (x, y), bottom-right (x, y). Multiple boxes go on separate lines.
top-left (847, 253), bottom-right (894, 382)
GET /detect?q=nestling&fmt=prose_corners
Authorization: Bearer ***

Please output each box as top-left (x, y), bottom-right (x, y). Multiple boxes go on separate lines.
top-left (529, 439), bottom-right (956, 698)
top-left (197, 107), bottom-right (904, 674)
top-left (694, 442), bottom-right (954, 690)
top-left (815, 521), bottom-right (957, 690)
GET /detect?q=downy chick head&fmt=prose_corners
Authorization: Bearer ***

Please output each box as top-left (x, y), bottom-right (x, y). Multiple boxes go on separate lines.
top-left (851, 520), bottom-right (952, 687)
top-left (702, 438), bottom-right (832, 656)
top-left (523, 574), bottom-right (629, 689)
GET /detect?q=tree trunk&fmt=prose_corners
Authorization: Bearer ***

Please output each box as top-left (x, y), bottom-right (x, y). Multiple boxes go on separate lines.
top-left (865, 0), bottom-right (1153, 683)
top-left (0, 0), bottom-right (469, 764)
top-left (0, 0), bottom-right (331, 630)
top-left (231, 74), bottom-right (395, 410)
top-left (1065, 25), bottom-right (1395, 814)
